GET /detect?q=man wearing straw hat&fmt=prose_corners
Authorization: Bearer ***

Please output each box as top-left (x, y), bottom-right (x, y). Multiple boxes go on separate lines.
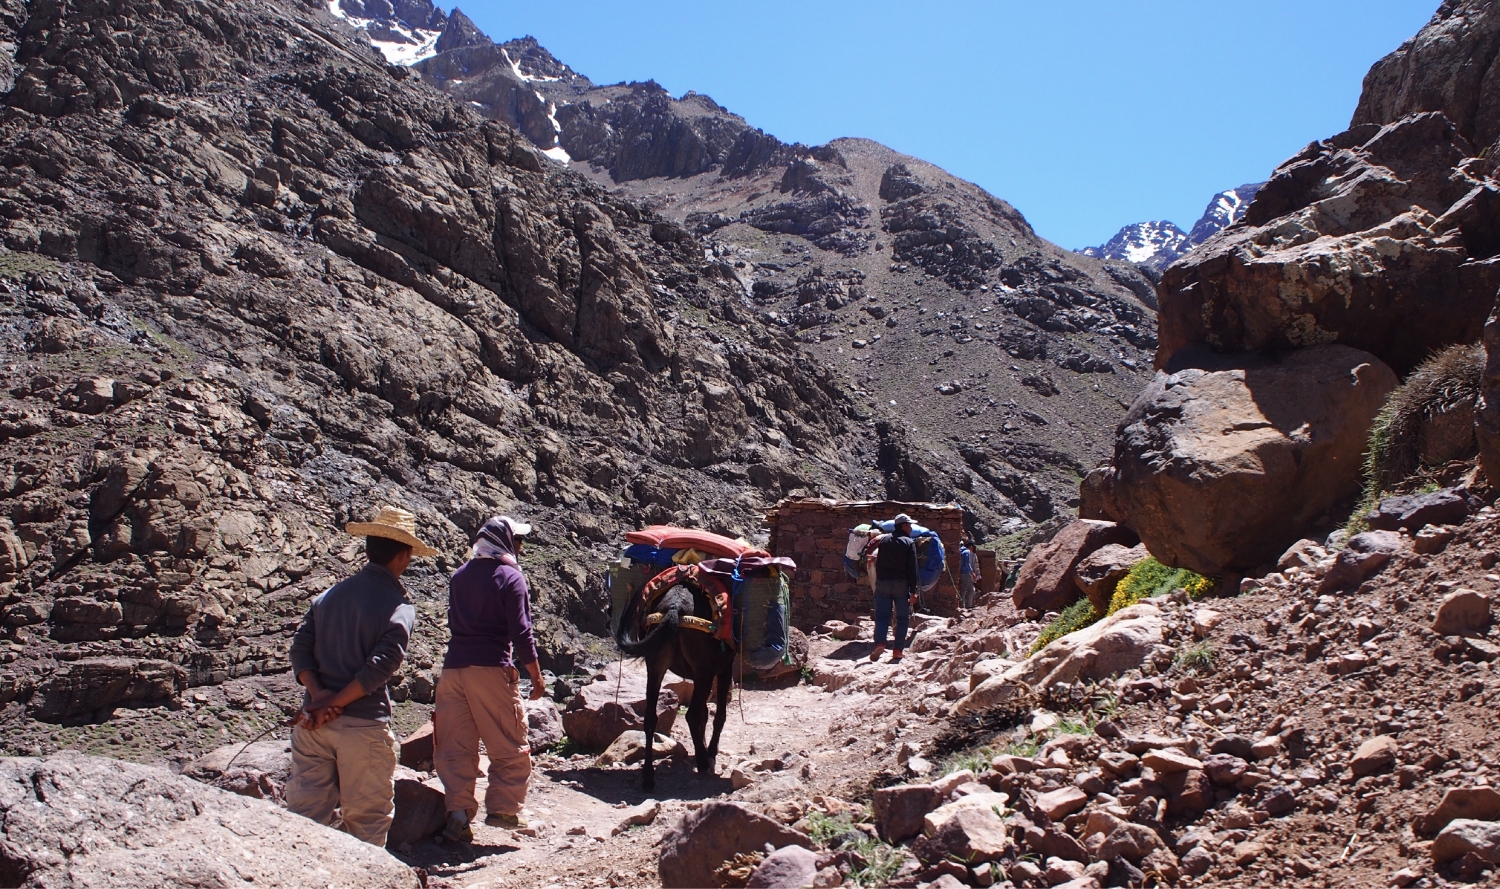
top-left (436, 515), bottom-right (546, 844)
top-left (285, 505), bottom-right (433, 847)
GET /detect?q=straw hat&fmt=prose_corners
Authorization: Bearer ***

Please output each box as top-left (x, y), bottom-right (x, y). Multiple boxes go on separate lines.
top-left (345, 505), bottom-right (437, 557)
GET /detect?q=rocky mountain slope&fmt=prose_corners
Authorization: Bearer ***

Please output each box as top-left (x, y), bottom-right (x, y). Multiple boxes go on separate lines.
top-left (340, 2), bottom-right (1167, 539)
top-left (1080, 184), bottom-right (1262, 272)
top-left (0, 0), bottom-right (899, 744)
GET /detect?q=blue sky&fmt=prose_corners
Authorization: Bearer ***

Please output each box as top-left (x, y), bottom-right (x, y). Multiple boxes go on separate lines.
top-left (458, 1), bottom-right (1437, 250)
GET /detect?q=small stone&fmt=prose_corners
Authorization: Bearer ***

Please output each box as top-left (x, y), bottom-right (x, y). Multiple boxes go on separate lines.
top-left (1181, 845), bottom-right (1214, 876)
top-left (1433, 589), bottom-right (1492, 637)
top-left (871, 783), bottom-right (942, 843)
top-left (1249, 736), bottom-right (1282, 761)
top-left (1233, 840), bottom-right (1265, 865)
top-left (612, 800), bottom-right (660, 835)
top-left (1390, 867), bottom-right (1421, 888)
top-left (1141, 748), bottom-right (1203, 774)
top-left (1414, 525), bottom-right (1456, 554)
top-left (1045, 857), bottom-right (1088, 883)
top-left (1259, 786), bottom-right (1297, 817)
top-left (1008, 861), bottom-right (1044, 884)
top-left (746, 844), bottom-right (819, 889)
top-left (1036, 786), bottom-right (1089, 821)
top-left (1350, 735), bottom-right (1398, 777)
top-left (1097, 751), bottom-right (1140, 775)
top-left (1191, 609), bottom-right (1224, 639)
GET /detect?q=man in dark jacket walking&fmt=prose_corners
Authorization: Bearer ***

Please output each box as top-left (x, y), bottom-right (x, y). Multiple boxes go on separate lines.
top-left (870, 513), bottom-right (919, 663)
top-left (286, 505), bottom-right (429, 847)
top-left (435, 516), bottom-right (546, 843)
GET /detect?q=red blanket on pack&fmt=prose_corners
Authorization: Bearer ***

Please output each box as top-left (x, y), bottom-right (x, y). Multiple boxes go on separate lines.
top-left (624, 525), bottom-right (755, 559)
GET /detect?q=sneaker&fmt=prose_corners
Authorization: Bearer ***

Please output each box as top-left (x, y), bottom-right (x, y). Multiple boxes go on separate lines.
top-left (441, 813), bottom-right (473, 844)
top-left (891, 649), bottom-right (904, 663)
top-left (485, 812), bottom-right (529, 829)
top-left (868, 644), bottom-right (886, 662)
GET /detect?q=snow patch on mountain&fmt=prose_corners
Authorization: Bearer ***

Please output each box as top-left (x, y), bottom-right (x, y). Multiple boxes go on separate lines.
top-left (1080, 182), bottom-right (1264, 271)
top-left (328, 0), bottom-right (441, 65)
top-left (1080, 221), bottom-right (1191, 271)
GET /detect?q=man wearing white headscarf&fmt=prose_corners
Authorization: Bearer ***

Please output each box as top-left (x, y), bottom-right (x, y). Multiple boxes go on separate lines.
top-left (435, 516), bottom-right (546, 843)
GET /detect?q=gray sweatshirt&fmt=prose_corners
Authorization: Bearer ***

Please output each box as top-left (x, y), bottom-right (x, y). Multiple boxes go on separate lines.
top-left (288, 562), bottom-right (416, 722)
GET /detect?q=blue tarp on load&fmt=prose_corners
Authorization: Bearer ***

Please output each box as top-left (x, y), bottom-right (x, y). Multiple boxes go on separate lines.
top-left (874, 520), bottom-right (946, 590)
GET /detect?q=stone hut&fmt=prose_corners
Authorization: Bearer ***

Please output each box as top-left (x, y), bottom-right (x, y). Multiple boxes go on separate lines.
top-left (766, 498), bottom-right (971, 628)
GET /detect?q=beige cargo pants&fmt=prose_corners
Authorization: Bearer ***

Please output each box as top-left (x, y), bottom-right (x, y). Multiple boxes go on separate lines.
top-left (434, 665), bottom-right (532, 819)
top-left (285, 715), bottom-right (399, 846)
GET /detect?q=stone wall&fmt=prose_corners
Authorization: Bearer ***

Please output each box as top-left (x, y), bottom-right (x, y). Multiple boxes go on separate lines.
top-left (766, 498), bottom-right (966, 628)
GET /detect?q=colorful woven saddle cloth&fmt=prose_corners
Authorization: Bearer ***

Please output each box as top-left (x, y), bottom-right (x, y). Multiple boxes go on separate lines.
top-left (636, 563), bottom-right (735, 645)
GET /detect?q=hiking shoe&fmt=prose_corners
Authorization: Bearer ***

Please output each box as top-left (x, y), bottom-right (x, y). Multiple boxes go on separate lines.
top-left (891, 649), bottom-right (904, 663)
top-left (868, 644), bottom-right (886, 662)
top-left (441, 814), bottom-right (473, 844)
top-left (485, 812), bottom-right (529, 829)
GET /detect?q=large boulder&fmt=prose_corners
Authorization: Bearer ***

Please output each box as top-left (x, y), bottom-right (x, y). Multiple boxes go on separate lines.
top-left (1100, 346), bottom-right (1396, 576)
top-left (0, 752), bottom-right (418, 888)
top-left (1075, 543), bottom-right (1148, 615)
top-left (1012, 520), bottom-right (1139, 614)
top-left (561, 667), bottom-right (679, 750)
top-left (956, 603), bottom-right (1165, 713)
top-left (658, 801), bottom-right (812, 889)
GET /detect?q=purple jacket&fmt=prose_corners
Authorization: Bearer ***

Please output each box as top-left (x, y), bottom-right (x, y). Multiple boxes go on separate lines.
top-left (443, 558), bottom-right (539, 670)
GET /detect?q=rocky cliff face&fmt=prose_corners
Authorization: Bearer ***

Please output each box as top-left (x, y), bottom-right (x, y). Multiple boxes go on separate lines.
top-left (0, 0), bottom-right (884, 740)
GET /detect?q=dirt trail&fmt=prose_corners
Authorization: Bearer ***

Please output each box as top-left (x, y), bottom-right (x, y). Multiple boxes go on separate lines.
top-left (402, 650), bottom-right (886, 889)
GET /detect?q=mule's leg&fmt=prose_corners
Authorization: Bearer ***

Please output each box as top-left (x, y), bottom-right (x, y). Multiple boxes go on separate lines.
top-left (706, 663), bottom-right (732, 773)
top-left (642, 662), bottom-right (662, 793)
top-left (687, 672), bottom-right (713, 774)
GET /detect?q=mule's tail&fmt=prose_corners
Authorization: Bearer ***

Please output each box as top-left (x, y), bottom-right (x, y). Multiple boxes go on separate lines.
top-left (615, 588), bottom-right (680, 658)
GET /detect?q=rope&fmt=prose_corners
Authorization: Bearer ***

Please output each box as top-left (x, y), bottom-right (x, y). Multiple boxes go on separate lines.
top-left (613, 650), bottom-right (624, 709)
top-left (223, 717), bottom-right (291, 772)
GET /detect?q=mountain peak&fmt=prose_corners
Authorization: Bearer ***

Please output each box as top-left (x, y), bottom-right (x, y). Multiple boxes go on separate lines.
top-left (434, 8), bottom-right (488, 55)
top-left (1080, 182), bottom-right (1264, 271)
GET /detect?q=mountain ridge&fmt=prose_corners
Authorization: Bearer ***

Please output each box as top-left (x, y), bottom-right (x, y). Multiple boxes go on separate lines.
top-left (331, 0), bottom-right (1163, 540)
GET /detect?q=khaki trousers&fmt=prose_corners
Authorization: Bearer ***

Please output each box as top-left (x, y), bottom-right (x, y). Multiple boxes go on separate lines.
top-left (434, 665), bottom-right (532, 819)
top-left (285, 715), bottom-right (398, 846)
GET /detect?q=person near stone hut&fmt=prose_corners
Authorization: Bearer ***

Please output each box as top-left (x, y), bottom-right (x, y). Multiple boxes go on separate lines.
top-left (286, 505), bottom-right (428, 846)
top-left (870, 513), bottom-right (919, 663)
top-left (436, 516), bottom-right (546, 844)
top-left (959, 537), bottom-right (977, 610)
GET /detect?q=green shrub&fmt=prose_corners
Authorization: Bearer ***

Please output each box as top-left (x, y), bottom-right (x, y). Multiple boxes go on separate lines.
top-left (1029, 598), bottom-right (1100, 655)
top-left (939, 745), bottom-right (997, 777)
top-left (1109, 557), bottom-right (1212, 615)
top-left (804, 810), bottom-right (903, 887)
top-left (1175, 641), bottom-right (1217, 673)
top-left (1351, 342), bottom-right (1482, 531)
